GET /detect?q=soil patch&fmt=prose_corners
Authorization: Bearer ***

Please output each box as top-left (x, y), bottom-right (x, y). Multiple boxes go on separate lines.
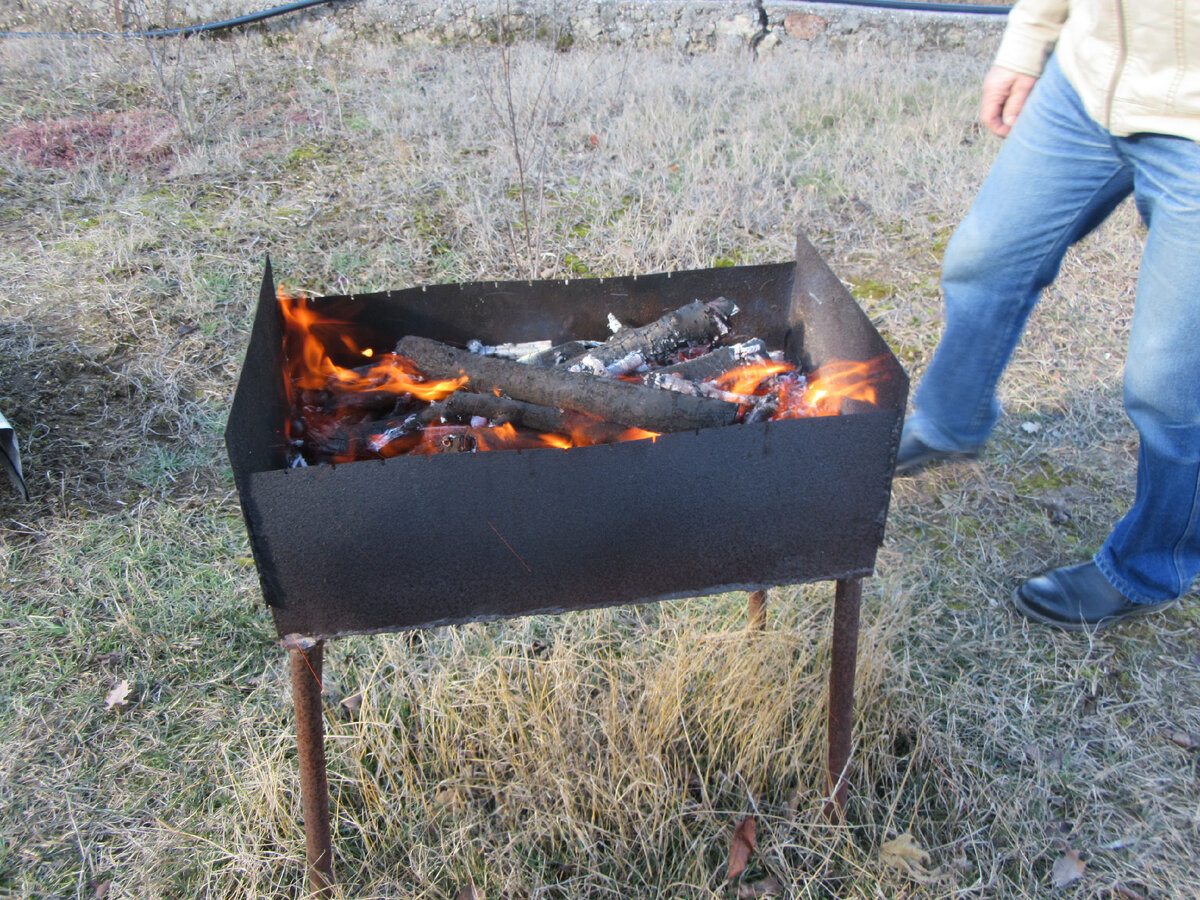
top-left (0, 109), bottom-right (179, 171)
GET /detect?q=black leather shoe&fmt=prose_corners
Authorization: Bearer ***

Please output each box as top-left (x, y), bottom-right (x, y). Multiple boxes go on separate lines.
top-left (894, 429), bottom-right (979, 476)
top-left (1011, 561), bottom-right (1177, 631)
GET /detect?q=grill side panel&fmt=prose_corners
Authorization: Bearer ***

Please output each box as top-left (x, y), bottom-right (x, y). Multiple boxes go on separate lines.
top-left (253, 410), bottom-right (898, 638)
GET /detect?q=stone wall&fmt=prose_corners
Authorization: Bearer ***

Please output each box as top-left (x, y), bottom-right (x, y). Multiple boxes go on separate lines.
top-left (8, 1), bottom-right (1007, 56)
top-left (350, 1), bottom-right (1006, 55)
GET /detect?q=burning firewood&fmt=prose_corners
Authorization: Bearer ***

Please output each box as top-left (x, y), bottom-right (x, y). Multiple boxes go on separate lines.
top-left (424, 390), bottom-right (572, 434)
top-left (301, 416), bottom-right (421, 461)
top-left (278, 282), bottom-right (885, 465)
top-left (644, 372), bottom-right (749, 404)
top-left (648, 338), bottom-right (770, 383)
top-left (304, 386), bottom-right (411, 418)
top-left (517, 340), bottom-right (600, 367)
top-left (420, 394), bottom-right (649, 449)
top-left (559, 297), bottom-right (738, 376)
top-left (395, 335), bottom-right (741, 434)
top-left (416, 426), bottom-right (478, 454)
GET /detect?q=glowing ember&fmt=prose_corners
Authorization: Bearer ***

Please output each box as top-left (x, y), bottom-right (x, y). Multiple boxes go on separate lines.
top-left (711, 359), bottom-right (794, 396)
top-left (278, 284), bottom-right (887, 465)
top-left (781, 358), bottom-right (887, 418)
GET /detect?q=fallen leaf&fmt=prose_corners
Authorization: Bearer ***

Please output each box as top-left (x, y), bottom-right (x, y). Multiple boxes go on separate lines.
top-left (1021, 421), bottom-right (1041, 433)
top-left (1166, 730), bottom-right (1199, 751)
top-left (737, 874), bottom-right (783, 898)
top-left (339, 689), bottom-right (364, 715)
top-left (456, 879), bottom-right (484, 900)
top-left (1051, 849), bottom-right (1086, 888)
top-left (435, 786), bottom-right (466, 815)
top-left (105, 680), bottom-right (131, 710)
top-left (880, 833), bottom-right (940, 883)
top-left (92, 880), bottom-right (111, 899)
top-left (727, 815), bottom-right (757, 880)
top-left (394, 138), bottom-right (415, 162)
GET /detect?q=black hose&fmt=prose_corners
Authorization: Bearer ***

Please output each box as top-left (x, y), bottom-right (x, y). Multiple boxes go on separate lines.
top-left (0, 0), bottom-right (348, 39)
top-left (0, 0), bottom-right (1011, 40)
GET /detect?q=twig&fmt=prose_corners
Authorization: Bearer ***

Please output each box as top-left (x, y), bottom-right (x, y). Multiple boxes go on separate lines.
top-left (131, 2), bottom-right (196, 142)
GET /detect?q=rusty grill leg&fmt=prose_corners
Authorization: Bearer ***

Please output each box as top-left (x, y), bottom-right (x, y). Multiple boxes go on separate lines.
top-left (290, 640), bottom-right (333, 896)
top-left (823, 577), bottom-right (862, 822)
top-left (747, 589), bottom-right (767, 631)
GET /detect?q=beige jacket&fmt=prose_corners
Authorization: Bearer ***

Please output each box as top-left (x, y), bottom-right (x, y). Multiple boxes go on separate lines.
top-left (995, 0), bottom-right (1200, 141)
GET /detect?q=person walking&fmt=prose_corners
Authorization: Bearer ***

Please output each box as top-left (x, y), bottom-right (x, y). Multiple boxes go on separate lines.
top-left (896, 0), bottom-right (1200, 630)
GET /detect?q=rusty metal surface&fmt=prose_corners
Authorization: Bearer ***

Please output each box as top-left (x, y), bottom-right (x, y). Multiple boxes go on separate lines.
top-left (226, 235), bottom-right (908, 639)
top-left (249, 408), bottom-right (894, 637)
top-left (824, 577), bottom-right (863, 822)
top-left (290, 641), bottom-right (333, 896)
top-left (747, 589), bottom-right (767, 631)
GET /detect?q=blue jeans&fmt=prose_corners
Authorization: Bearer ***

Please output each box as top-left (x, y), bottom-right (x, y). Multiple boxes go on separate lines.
top-left (905, 54), bottom-right (1200, 603)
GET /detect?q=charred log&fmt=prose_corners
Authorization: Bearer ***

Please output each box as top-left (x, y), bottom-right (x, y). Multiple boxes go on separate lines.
top-left (644, 372), bottom-right (749, 405)
top-left (518, 340), bottom-right (599, 367)
top-left (303, 387), bottom-right (411, 418)
top-left (395, 335), bottom-right (740, 434)
top-left (426, 391), bottom-right (572, 434)
top-left (649, 339), bottom-right (769, 383)
top-left (414, 426), bottom-right (477, 454)
top-left (302, 417), bottom-right (423, 461)
top-left (743, 395), bottom-right (779, 424)
top-left (559, 297), bottom-right (738, 374)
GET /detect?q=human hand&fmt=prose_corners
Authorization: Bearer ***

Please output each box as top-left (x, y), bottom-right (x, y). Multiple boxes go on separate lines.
top-left (979, 66), bottom-right (1038, 138)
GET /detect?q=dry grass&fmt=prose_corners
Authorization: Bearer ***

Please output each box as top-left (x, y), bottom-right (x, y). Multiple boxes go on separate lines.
top-left (1, 9), bottom-right (1198, 900)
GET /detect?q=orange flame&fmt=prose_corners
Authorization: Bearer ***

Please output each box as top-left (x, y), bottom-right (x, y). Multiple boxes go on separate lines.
top-left (775, 358), bottom-right (886, 418)
top-left (278, 285), bottom-right (465, 402)
top-left (711, 359), bottom-right (796, 396)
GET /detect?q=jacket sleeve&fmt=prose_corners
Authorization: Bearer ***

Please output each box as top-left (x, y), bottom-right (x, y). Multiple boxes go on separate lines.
top-left (993, 0), bottom-right (1070, 77)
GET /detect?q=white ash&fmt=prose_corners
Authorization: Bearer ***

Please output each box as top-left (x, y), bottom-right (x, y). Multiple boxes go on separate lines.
top-left (368, 425), bottom-right (409, 452)
top-left (646, 372), bottom-right (702, 396)
top-left (568, 350), bottom-right (647, 377)
top-left (647, 371), bottom-right (757, 406)
top-left (729, 338), bottom-right (768, 358)
top-left (466, 339), bottom-right (553, 359)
